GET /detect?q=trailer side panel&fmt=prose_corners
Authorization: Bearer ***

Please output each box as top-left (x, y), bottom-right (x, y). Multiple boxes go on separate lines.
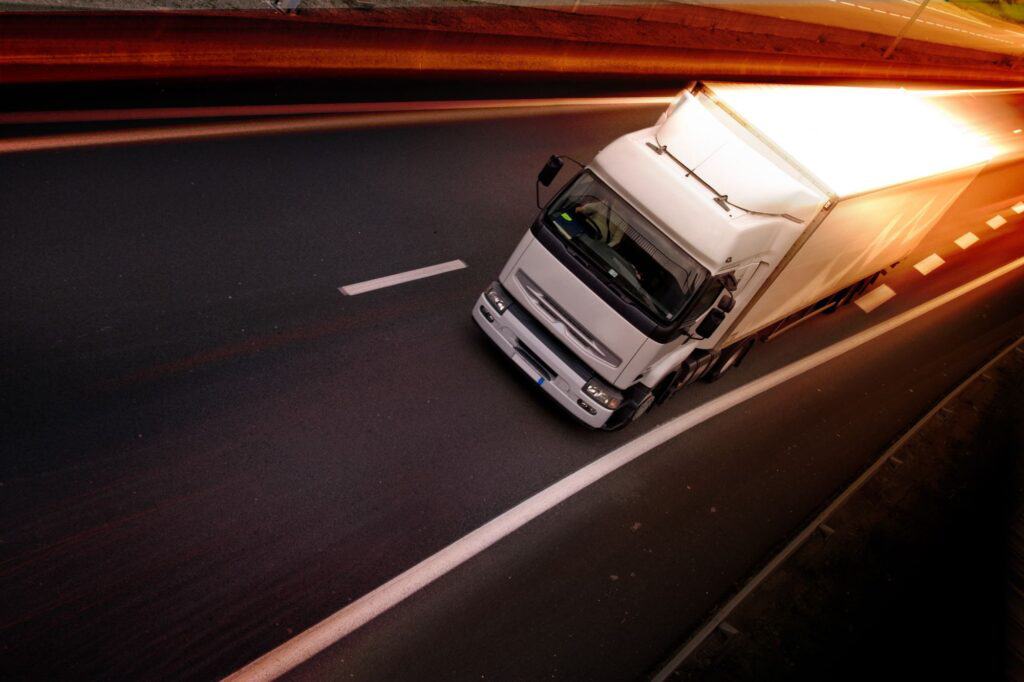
top-left (725, 164), bottom-right (981, 343)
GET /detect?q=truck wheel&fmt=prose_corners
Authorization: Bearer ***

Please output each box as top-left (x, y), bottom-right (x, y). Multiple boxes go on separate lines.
top-left (603, 386), bottom-right (655, 431)
top-left (838, 277), bottom-right (873, 307)
top-left (824, 273), bottom-right (877, 314)
top-left (631, 391), bottom-right (655, 421)
top-left (703, 339), bottom-right (755, 383)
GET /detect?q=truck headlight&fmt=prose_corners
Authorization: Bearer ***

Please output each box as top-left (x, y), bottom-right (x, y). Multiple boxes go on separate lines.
top-left (583, 378), bottom-right (622, 410)
top-left (485, 284), bottom-right (509, 315)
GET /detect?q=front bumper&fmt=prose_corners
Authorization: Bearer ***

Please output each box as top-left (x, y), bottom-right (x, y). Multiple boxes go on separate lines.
top-left (472, 285), bottom-right (616, 429)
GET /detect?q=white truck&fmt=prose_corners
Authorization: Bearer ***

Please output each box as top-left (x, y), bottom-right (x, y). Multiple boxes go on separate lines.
top-left (473, 82), bottom-right (995, 429)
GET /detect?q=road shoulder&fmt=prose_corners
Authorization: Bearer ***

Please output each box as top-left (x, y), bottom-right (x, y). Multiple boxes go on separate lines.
top-left (665, 340), bottom-right (1024, 680)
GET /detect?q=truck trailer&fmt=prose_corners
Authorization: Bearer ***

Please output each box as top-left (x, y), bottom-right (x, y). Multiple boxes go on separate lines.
top-left (472, 82), bottom-right (997, 429)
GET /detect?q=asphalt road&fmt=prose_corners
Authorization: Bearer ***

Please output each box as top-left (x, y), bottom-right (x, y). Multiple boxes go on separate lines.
top-left (1, 98), bottom-right (1023, 680)
top-left (699, 0), bottom-right (1024, 54)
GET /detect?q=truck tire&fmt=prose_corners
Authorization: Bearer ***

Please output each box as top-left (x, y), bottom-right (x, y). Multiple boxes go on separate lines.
top-left (703, 338), bottom-right (755, 383)
top-left (824, 273), bottom-right (879, 314)
top-left (632, 391), bottom-right (655, 420)
top-left (603, 385), bottom-right (655, 431)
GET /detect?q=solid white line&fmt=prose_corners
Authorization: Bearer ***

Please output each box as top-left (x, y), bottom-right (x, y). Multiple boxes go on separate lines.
top-left (227, 255), bottom-right (1024, 682)
top-left (914, 253), bottom-right (945, 275)
top-left (854, 283), bottom-right (896, 313)
top-left (650, 332), bottom-right (1024, 682)
top-left (338, 260), bottom-right (467, 296)
top-left (955, 232), bottom-right (980, 250)
top-left (988, 214), bottom-right (1008, 229)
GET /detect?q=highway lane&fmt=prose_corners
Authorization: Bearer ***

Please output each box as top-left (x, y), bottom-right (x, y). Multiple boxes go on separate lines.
top-left (0, 102), bottom-right (681, 679)
top-left (294, 239), bottom-right (1024, 682)
top-left (280, 140), bottom-right (1024, 678)
top-left (1, 99), bottom-right (1023, 680)
top-left (690, 0), bottom-right (1024, 54)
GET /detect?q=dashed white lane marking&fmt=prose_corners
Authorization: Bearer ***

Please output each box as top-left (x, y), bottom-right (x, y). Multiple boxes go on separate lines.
top-left (1014, 201), bottom-right (1024, 214)
top-left (955, 232), bottom-right (980, 250)
top-left (930, 5), bottom-right (988, 27)
top-left (914, 253), bottom-right (946, 275)
top-left (226, 255), bottom-right (1024, 682)
top-left (855, 283), bottom-right (897, 313)
top-left (988, 214), bottom-right (1008, 229)
top-left (338, 260), bottom-right (467, 295)
top-left (803, 0), bottom-right (1006, 42)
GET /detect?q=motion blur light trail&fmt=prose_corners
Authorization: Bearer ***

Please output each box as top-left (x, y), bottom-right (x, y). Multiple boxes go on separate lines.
top-left (5, 84), bottom-right (1024, 159)
top-left (0, 97), bottom-right (676, 126)
top-left (703, 83), bottom-right (1003, 195)
top-left (0, 97), bottom-right (675, 154)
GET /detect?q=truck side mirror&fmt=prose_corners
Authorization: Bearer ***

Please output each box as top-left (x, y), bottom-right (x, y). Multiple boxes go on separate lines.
top-left (695, 308), bottom-right (726, 339)
top-left (538, 155), bottom-right (564, 187)
top-left (717, 291), bottom-right (735, 313)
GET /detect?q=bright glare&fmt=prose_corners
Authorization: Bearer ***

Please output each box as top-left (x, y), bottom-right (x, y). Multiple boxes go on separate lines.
top-left (707, 83), bottom-right (1001, 197)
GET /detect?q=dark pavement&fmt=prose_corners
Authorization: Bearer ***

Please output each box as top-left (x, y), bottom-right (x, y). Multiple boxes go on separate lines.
top-left (1, 99), bottom-right (1023, 680)
top-left (665, 339), bottom-right (1024, 682)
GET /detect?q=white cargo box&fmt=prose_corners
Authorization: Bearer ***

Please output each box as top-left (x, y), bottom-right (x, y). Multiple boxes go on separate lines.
top-left (666, 83), bottom-right (996, 343)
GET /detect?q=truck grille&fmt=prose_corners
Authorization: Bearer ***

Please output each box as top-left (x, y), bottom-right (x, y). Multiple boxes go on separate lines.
top-left (515, 271), bottom-right (622, 368)
top-left (514, 341), bottom-right (556, 381)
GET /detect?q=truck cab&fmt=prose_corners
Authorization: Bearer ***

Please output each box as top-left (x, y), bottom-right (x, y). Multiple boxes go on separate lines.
top-left (473, 87), bottom-right (825, 428)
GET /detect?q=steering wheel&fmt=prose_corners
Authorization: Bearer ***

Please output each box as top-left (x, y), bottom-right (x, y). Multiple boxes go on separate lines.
top-left (574, 197), bottom-right (604, 240)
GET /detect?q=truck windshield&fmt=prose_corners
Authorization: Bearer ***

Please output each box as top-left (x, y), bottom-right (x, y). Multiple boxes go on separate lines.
top-left (543, 171), bottom-right (711, 323)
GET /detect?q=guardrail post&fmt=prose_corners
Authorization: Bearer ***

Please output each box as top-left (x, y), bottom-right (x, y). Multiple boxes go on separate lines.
top-left (883, 0), bottom-right (930, 60)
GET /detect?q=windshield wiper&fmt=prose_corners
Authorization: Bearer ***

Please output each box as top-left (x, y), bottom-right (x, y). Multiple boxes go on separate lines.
top-left (553, 222), bottom-right (670, 318)
top-left (630, 284), bottom-right (668, 318)
top-left (598, 266), bottom-right (661, 316)
top-left (565, 241), bottom-right (640, 308)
